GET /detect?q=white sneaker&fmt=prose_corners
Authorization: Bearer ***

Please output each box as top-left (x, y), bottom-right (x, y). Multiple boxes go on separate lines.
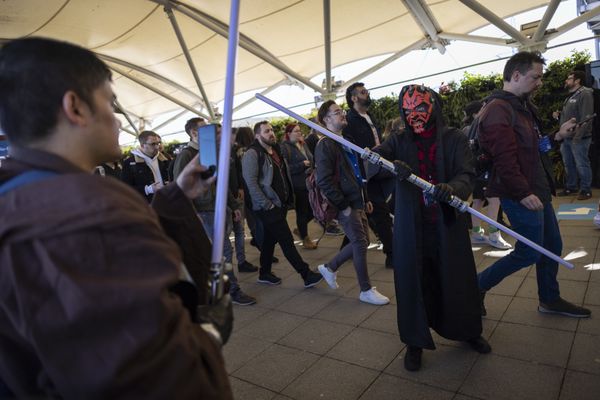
top-left (470, 228), bottom-right (487, 244)
top-left (487, 230), bottom-right (512, 250)
top-left (318, 264), bottom-right (338, 289)
top-left (359, 287), bottom-right (390, 305)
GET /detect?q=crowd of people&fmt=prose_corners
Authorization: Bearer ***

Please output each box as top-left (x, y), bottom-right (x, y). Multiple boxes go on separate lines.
top-left (0, 36), bottom-right (594, 397)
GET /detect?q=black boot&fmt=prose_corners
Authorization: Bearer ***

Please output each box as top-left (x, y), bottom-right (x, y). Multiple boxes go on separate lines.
top-left (404, 346), bottom-right (422, 371)
top-left (466, 336), bottom-right (491, 354)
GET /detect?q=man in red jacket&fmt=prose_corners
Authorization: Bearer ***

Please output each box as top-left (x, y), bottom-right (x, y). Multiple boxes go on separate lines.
top-left (477, 51), bottom-right (590, 319)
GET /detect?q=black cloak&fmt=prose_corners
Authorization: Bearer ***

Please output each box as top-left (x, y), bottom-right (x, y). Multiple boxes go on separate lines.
top-left (372, 89), bottom-right (482, 350)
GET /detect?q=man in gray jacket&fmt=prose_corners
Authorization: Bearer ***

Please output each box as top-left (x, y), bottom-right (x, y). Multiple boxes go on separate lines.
top-left (554, 70), bottom-right (595, 200)
top-left (242, 121), bottom-right (322, 288)
top-left (314, 100), bottom-right (389, 305)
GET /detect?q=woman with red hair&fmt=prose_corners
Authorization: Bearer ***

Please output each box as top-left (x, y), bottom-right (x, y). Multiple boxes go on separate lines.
top-left (281, 123), bottom-right (317, 249)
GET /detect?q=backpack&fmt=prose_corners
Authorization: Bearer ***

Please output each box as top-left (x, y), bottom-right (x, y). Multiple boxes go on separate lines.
top-left (306, 140), bottom-right (341, 228)
top-left (468, 98), bottom-right (516, 181)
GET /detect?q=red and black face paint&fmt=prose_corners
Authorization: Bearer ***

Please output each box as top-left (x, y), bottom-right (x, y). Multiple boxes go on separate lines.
top-left (401, 85), bottom-right (434, 134)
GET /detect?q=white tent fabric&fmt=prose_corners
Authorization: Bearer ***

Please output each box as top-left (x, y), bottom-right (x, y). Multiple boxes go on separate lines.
top-left (0, 0), bottom-right (592, 128)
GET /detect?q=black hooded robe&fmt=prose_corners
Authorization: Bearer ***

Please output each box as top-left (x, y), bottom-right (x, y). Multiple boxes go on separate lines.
top-left (374, 124), bottom-right (482, 350)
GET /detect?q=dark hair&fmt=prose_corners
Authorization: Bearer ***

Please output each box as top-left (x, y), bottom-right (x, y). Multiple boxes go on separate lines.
top-left (569, 70), bottom-right (586, 86)
top-left (184, 117), bottom-right (205, 136)
top-left (253, 120), bottom-right (270, 135)
top-left (463, 100), bottom-right (483, 124)
top-left (138, 130), bottom-right (159, 144)
top-left (0, 37), bottom-right (112, 146)
top-left (235, 126), bottom-right (254, 148)
top-left (503, 51), bottom-right (545, 82)
top-left (317, 100), bottom-right (337, 125)
top-left (345, 82), bottom-right (365, 109)
top-left (284, 123), bottom-right (299, 141)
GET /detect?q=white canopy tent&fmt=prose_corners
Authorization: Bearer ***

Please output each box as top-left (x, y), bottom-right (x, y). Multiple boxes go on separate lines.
top-left (2, 0), bottom-right (599, 139)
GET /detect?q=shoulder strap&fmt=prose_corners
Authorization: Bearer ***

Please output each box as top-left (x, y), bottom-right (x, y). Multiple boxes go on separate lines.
top-left (0, 170), bottom-right (58, 196)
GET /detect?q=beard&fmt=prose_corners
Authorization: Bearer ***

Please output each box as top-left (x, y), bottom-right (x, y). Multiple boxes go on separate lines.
top-left (357, 96), bottom-right (372, 108)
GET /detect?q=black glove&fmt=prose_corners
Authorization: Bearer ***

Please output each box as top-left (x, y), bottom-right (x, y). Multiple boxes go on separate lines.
top-left (393, 160), bottom-right (412, 181)
top-left (432, 183), bottom-right (454, 203)
top-left (197, 294), bottom-right (234, 345)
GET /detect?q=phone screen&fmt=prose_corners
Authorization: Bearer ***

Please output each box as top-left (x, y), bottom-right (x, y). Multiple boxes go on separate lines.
top-left (198, 124), bottom-right (218, 177)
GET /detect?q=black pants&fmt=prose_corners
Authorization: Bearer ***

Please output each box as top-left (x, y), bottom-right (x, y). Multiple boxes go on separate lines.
top-left (255, 207), bottom-right (309, 277)
top-left (294, 187), bottom-right (313, 239)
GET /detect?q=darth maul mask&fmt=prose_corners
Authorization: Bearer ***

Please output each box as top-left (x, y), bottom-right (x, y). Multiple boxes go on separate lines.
top-left (400, 85), bottom-right (436, 135)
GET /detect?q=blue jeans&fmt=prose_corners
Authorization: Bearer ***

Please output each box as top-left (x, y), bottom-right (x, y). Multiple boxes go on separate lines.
top-left (478, 199), bottom-right (561, 304)
top-left (560, 137), bottom-right (592, 192)
top-left (198, 211), bottom-right (239, 291)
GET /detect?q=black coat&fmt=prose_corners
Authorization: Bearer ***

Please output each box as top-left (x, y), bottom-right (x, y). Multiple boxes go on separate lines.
top-left (373, 125), bottom-right (481, 349)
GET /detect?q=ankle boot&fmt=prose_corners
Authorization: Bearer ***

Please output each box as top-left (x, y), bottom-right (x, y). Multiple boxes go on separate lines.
top-left (404, 346), bottom-right (422, 371)
top-left (302, 236), bottom-right (317, 250)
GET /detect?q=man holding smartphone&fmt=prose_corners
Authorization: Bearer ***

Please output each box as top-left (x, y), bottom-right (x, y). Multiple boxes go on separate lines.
top-left (172, 118), bottom-right (256, 306)
top-left (554, 70), bottom-right (595, 200)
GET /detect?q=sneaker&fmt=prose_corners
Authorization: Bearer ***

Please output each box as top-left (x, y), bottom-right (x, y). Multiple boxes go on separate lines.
top-left (231, 290), bottom-right (257, 306)
top-left (404, 346), bottom-right (422, 371)
top-left (359, 287), bottom-right (390, 305)
top-left (577, 191), bottom-right (592, 200)
top-left (557, 189), bottom-right (577, 197)
top-left (487, 230), bottom-right (512, 250)
top-left (303, 270), bottom-right (323, 288)
top-left (238, 261), bottom-right (258, 273)
top-left (302, 236), bottom-right (318, 250)
top-left (325, 225), bottom-right (344, 236)
top-left (538, 297), bottom-right (591, 318)
top-left (471, 227), bottom-right (487, 244)
top-left (479, 290), bottom-right (487, 316)
top-left (318, 264), bottom-right (339, 289)
top-left (466, 336), bottom-right (491, 354)
top-left (257, 272), bottom-right (282, 285)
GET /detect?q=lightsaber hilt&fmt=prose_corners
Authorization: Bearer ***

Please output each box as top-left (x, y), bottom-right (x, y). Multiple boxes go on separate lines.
top-left (254, 93), bottom-right (574, 270)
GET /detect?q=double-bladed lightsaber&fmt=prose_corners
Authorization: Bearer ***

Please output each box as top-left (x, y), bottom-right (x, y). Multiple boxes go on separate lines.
top-left (255, 93), bottom-right (574, 270)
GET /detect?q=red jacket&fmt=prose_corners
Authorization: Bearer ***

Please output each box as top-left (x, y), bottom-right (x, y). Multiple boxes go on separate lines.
top-left (477, 91), bottom-right (553, 201)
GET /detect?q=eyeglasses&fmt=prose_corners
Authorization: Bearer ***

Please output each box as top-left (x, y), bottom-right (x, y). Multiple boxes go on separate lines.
top-left (358, 89), bottom-right (369, 95)
top-left (328, 109), bottom-right (345, 117)
top-left (144, 142), bottom-right (162, 147)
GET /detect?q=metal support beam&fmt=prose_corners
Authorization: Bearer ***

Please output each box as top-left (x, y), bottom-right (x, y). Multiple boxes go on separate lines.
top-left (402, 0), bottom-right (446, 54)
top-left (339, 38), bottom-right (428, 93)
top-left (323, 0), bottom-right (332, 92)
top-left (97, 53), bottom-right (208, 110)
top-left (150, 0), bottom-right (326, 94)
top-left (119, 126), bottom-right (138, 137)
top-left (233, 79), bottom-right (291, 113)
top-left (163, 4), bottom-right (216, 120)
top-left (438, 32), bottom-right (517, 47)
top-left (532, 0), bottom-right (561, 43)
top-left (109, 64), bottom-right (209, 119)
top-left (114, 98), bottom-right (140, 135)
top-left (546, 4), bottom-right (600, 42)
top-left (458, 0), bottom-right (533, 46)
top-left (152, 106), bottom-right (194, 131)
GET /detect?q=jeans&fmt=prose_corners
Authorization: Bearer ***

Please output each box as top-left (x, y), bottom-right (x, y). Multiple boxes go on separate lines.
top-left (327, 208), bottom-right (372, 292)
top-left (560, 137), bottom-right (592, 192)
top-left (293, 187), bottom-right (313, 239)
top-left (254, 207), bottom-right (309, 277)
top-left (478, 199), bottom-right (561, 303)
top-left (198, 211), bottom-right (239, 292)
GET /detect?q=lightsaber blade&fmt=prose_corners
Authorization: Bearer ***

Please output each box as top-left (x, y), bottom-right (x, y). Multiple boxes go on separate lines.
top-left (210, 0), bottom-right (242, 304)
top-left (255, 93), bottom-right (574, 270)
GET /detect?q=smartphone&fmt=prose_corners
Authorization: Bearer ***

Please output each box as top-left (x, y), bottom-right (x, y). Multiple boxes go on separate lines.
top-left (198, 124), bottom-right (218, 179)
top-left (577, 113), bottom-right (596, 126)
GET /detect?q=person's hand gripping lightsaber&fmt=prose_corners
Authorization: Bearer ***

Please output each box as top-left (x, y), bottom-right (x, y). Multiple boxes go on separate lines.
top-left (255, 93), bottom-right (574, 270)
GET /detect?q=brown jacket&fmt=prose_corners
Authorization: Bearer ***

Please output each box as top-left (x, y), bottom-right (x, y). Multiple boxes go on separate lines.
top-left (0, 148), bottom-right (232, 399)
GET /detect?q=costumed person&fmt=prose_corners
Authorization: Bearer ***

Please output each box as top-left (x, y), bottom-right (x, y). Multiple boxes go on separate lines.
top-left (371, 84), bottom-right (491, 371)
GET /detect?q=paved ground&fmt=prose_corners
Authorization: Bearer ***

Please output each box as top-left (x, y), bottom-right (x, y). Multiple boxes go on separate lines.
top-left (223, 195), bottom-right (600, 400)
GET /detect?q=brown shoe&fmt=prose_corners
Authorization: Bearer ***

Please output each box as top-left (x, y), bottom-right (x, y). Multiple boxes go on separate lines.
top-left (302, 236), bottom-right (318, 250)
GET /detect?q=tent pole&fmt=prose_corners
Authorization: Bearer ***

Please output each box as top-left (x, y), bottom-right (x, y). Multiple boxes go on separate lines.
top-left (323, 0), bottom-right (332, 93)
